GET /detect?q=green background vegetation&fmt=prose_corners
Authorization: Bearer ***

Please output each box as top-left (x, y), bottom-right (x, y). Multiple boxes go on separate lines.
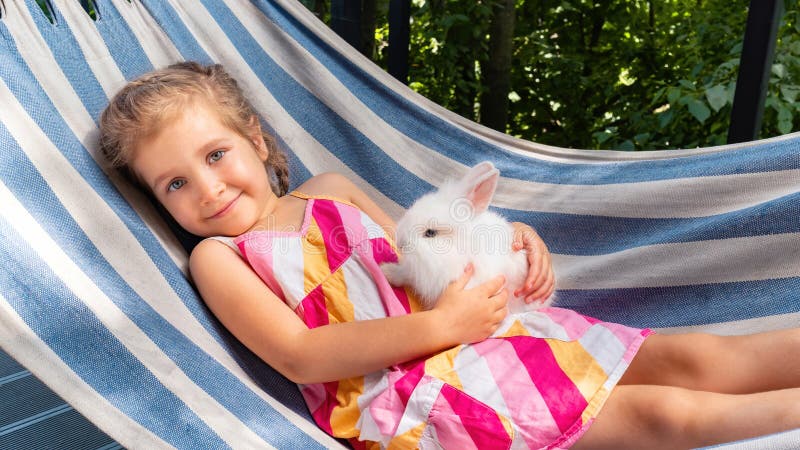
top-left (305, 0), bottom-right (800, 150)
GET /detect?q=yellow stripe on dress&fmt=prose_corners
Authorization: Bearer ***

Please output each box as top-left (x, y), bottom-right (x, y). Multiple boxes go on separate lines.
top-left (424, 345), bottom-right (465, 391)
top-left (322, 266), bottom-right (355, 323)
top-left (302, 220), bottom-right (332, 297)
top-left (330, 375), bottom-right (365, 438)
top-left (545, 339), bottom-right (609, 402)
top-left (498, 317), bottom-right (533, 338)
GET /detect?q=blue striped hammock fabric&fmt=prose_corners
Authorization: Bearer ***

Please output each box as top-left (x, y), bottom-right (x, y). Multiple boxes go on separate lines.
top-left (0, 0), bottom-right (799, 448)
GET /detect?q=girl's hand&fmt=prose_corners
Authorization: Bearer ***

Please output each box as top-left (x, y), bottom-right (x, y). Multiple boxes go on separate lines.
top-left (511, 222), bottom-right (555, 303)
top-left (432, 264), bottom-right (509, 344)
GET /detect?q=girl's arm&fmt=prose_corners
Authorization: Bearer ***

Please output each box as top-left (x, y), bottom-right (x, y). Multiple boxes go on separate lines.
top-left (190, 240), bottom-right (508, 385)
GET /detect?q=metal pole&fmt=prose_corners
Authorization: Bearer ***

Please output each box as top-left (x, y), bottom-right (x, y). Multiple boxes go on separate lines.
top-left (727, 0), bottom-right (784, 144)
top-left (388, 0), bottom-right (410, 84)
top-left (331, 0), bottom-right (362, 51)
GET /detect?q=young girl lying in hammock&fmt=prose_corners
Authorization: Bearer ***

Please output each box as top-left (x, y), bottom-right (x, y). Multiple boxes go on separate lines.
top-left (99, 61), bottom-right (800, 450)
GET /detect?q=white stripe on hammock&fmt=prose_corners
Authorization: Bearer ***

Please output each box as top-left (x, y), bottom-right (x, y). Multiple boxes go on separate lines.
top-left (0, 4), bottom-right (189, 272)
top-left (0, 180), bottom-right (275, 450)
top-left (553, 232), bottom-right (800, 289)
top-left (0, 292), bottom-right (173, 450)
top-left (0, 78), bottom-right (250, 390)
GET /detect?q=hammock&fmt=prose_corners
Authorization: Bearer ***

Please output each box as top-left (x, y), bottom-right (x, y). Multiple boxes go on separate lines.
top-left (1, 0), bottom-right (798, 448)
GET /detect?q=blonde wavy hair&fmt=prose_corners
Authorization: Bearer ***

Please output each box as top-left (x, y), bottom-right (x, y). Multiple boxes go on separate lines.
top-left (99, 61), bottom-right (289, 196)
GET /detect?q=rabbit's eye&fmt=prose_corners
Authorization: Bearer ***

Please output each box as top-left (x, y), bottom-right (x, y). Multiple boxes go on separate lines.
top-left (423, 229), bottom-right (438, 238)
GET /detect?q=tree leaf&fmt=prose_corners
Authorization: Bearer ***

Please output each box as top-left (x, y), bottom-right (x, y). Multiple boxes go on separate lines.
top-left (705, 84), bottom-right (728, 112)
top-left (687, 99), bottom-right (711, 123)
top-left (592, 131), bottom-right (612, 144)
top-left (618, 140), bottom-right (635, 151)
top-left (658, 109), bottom-right (675, 129)
top-left (780, 85), bottom-right (800, 103)
top-left (667, 87), bottom-right (682, 104)
top-left (772, 63), bottom-right (787, 79)
top-left (777, 104), bottom-right (793, 134)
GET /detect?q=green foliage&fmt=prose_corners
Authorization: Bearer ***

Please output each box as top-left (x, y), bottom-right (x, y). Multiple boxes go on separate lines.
top-left (35, 0), bottom-right (98, 22)
top-left (377, 0), bottom-right (494, 118)
top-left (369, 0), bottom-right (800, 150)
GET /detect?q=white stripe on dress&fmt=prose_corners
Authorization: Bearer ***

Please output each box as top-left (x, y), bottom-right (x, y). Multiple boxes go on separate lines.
top-left (341, 260), bottom-right (390, 321)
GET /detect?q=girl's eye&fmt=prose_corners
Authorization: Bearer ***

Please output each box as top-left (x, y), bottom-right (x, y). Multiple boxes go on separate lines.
top-left (168, 179), bottom-right (186, 192)
top-left (208, 150), bottom-right (225, 163)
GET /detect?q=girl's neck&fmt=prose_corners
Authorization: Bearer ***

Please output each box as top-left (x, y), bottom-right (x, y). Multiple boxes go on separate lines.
top-left (246, 192), bottom-right (307, 234)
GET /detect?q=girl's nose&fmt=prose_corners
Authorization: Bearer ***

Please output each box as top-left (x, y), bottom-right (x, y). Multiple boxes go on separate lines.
top-left (198, 175), bottom-right (224, 203)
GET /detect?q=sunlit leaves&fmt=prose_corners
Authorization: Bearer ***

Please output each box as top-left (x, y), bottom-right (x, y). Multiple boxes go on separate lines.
top-left (318, 0), bottom-right (800, 150)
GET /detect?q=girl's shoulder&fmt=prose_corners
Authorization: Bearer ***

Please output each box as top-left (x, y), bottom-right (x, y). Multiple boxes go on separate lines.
top-left (294, 172), bottom-right (359, 204)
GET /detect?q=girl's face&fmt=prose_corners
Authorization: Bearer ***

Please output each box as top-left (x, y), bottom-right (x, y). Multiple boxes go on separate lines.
top-left (130, 102), bottom-right (274, 237)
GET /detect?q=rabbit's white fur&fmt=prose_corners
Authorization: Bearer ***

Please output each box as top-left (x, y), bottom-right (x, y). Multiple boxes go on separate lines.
top-left (381, 162), bottom-right (554, 313)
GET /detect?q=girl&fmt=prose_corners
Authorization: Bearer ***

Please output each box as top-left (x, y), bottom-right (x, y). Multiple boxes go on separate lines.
top-left (100, 62), bottom-right (800, 450)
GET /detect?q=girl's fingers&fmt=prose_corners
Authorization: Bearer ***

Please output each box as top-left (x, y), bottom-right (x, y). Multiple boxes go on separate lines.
top-left (518, 246), bottom-right (549, 297)
top-left (531, 249), bottom-right (551, 289)
top-left (450, 263), bottom-right (474, 291)
top-left (491, 288), bottom-right (510, 310)
top-left (482, 275), bottom-right (507, 297)
top-left (526, 269), bottom-right (555, 303)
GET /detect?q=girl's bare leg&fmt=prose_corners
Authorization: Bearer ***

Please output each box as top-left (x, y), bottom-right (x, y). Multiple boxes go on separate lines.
top-left (620, 328), bottom-right (800, 393)
top-left (572, 384), bottom-right (800, 450)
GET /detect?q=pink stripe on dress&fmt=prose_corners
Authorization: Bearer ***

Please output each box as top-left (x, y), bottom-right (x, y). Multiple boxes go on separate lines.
top-left (359, 237), bottom-right (410, 316)
top-left (237, 239), bottom-right (287, 302)
top-left (541, 307), bottom-right (593, 340)
top-left (312, 199), bottom-right (350, 271)
top-left (370, 237), bottom-right (412, 314)
top-left (367, 363), bottom-right (425, 437)
top-left (557, 309), bottom-right (653, 358)
top-left (299, 284), bottom-right (330, 328)
top-left (506, 336), bottom-right (588, 433)
top-left (370, 236), bottom-right (397, 265)
top-left (472, 338), bottom-right (561, 448)
top-left (309, 381), bottom-right (339, 435)
top-left (435, 383), bottom-right (512, 450)
top-left (331, 201), bottom-right (412, 317)
top-left (428, 389), bottom-right (478, 450)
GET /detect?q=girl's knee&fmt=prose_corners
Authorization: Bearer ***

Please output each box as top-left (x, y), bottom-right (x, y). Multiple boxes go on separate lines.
top-left (576, 386), bottom-right (702, 449)
top-left (640, 388), bottom-right (701, 438)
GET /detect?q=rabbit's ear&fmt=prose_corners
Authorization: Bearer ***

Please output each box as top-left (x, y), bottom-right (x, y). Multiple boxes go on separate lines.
top-left (461, 162), bottom-right (499, 215)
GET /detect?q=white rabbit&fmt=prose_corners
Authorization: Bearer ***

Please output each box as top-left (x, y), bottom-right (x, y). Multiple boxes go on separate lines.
top-left (381, 161), bottom-right (554, 314)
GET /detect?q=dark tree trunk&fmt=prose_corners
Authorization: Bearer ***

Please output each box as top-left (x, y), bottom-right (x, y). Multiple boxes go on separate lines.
top-left (480, 0), bottom-right (516, 131)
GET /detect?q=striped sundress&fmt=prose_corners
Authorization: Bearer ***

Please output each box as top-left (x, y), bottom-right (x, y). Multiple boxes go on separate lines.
top-left (233, 192), bottom-right (653, 450)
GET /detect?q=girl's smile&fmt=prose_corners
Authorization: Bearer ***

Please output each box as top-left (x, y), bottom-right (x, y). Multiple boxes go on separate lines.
top-left (208, 192), bottom-right (242, 219)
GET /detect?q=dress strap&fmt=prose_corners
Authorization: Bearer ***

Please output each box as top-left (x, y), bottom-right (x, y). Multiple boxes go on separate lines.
top-left (287, 190), bottom-right (358, 208)
top-left (204, 236), bottom-right (242, 257)
top-left (287, 191), bottom-right (312, 200)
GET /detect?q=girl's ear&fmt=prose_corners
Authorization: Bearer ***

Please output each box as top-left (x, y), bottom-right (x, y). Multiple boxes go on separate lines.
top-left (248, 115), bottom-right (269, 161)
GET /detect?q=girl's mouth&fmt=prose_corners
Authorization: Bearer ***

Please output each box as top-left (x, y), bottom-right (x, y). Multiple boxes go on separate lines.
top-left (209, 193), bottom-right (241, 219)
